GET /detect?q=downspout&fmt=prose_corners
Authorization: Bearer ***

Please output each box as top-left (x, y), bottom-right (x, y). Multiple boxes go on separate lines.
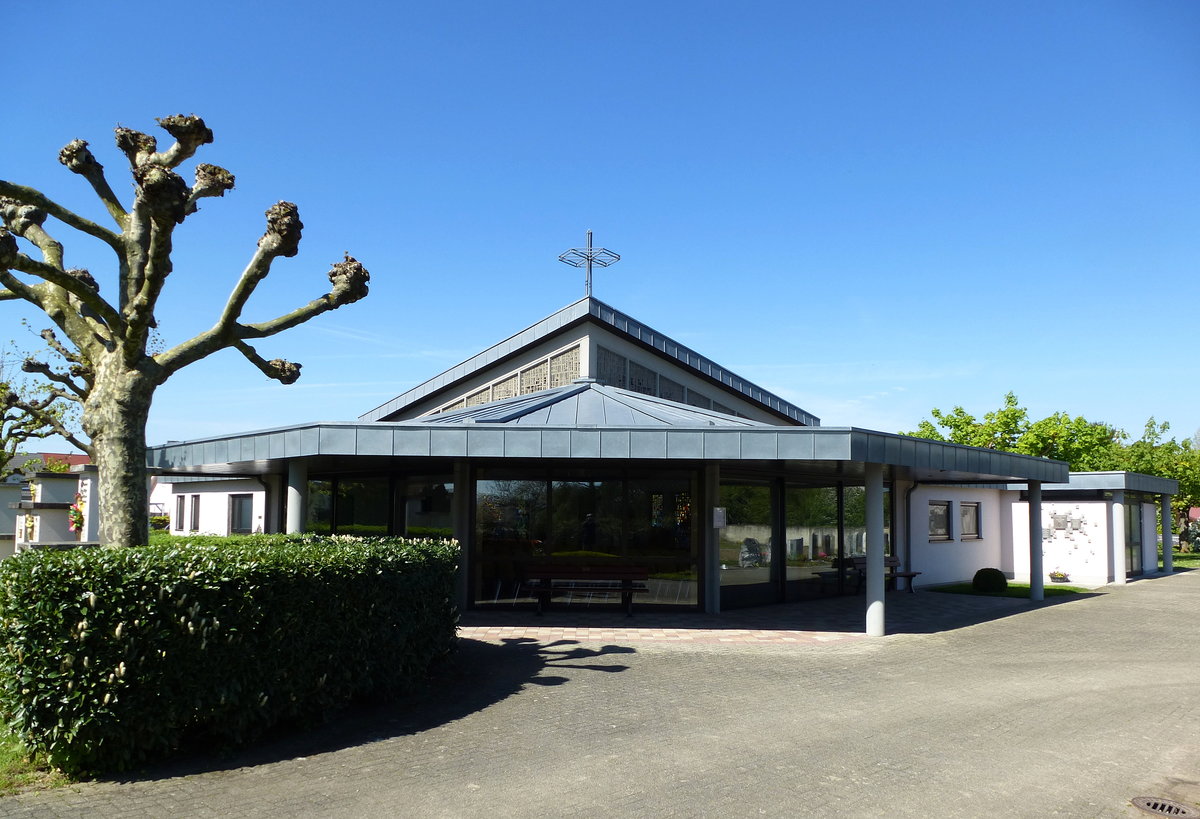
top-left (904, 481), bottom-right (922, 575)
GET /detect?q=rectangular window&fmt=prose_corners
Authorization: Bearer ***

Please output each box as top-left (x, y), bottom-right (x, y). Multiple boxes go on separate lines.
top-left (174, 495), bottom-right (185, 531)
top-left (960, 502), bottom-right (980, 539)
top-left (189, 495), bottom-right (200, 532)
top-left (229, 494), bottom-right (254, 534)
top-left (928, 501), bottom-right (950, 540)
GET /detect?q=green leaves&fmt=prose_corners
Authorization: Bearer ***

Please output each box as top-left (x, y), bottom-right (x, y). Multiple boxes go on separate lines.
top-left (0, 535), bottom-right (458, 775)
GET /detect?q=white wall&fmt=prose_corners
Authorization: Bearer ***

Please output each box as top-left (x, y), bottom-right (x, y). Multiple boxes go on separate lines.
top-left (1010, 500), bottom-right (1113, 586)
top-left (907, 485), bottom-right (1006, 587)
top-left (160, 479), bottom-right (268, 536)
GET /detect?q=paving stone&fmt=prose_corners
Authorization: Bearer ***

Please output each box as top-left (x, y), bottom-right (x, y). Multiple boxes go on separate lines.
top-left (3, 577), bottom-right (1199, 817)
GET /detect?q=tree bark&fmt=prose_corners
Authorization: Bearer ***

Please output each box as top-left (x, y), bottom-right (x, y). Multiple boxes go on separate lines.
top-left (83, 358), bottom-right (156, 546)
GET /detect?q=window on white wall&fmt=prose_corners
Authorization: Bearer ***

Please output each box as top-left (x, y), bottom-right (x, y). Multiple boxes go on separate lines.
top-left (174, 495), bottom-right (185, 531)
top-left (229, 494), bottom-right (254, 534)
top-left (960, 502), bottom-right (980, 539)
top-left (190, 495), bottom-right (200, 532)
top-left (929, 501), bottom-right (950, 540)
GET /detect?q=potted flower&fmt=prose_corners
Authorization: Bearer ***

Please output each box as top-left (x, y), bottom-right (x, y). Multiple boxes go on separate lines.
top-left (1049, 569), bottom-right (1069, 583)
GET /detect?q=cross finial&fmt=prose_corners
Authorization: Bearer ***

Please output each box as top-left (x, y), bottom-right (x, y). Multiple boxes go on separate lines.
top-left (558, 230), bottom-right (620, 297)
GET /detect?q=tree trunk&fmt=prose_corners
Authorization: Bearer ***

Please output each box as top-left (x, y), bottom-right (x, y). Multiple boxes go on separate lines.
top-left (83, 359), bottom-right (157, 547)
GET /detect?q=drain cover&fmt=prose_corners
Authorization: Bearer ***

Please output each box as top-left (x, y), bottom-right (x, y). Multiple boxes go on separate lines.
top-left (1131, 796), bottom-right (1200, 817)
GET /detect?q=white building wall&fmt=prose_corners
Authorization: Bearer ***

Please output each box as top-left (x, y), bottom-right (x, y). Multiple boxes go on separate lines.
top-left (1010, 499), bottom-right (1113, 586)
top-left (160, 479), bottom-right (267, 536)
top-left (907, 485), bottom-right (1005, 587)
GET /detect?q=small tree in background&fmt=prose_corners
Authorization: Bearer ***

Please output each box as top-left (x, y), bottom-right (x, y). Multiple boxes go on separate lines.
top-left (0, 346), bottom-right (81, 481)
top-left (0, 116), bottom-right (370, 544)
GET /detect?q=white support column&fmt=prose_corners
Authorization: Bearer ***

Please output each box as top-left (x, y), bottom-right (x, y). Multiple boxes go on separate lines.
top-left (1161, 495), bottom-right (1174, 574)
top-left (452, 460), bottom-right (472, 610)
top-left (865, 463), bottom-right (885, 637)
top-left (285, 460), bottom-right (307, 535)
top-left (1028, 481), bottom-right (1043, 602)
top-left (1111, 490), bottom-right (1126, 584)
top-left (705, 464), bottom-right (721, 614)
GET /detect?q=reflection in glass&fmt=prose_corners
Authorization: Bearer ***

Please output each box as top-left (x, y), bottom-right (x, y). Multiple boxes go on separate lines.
top-left (397, 477), bottom-right (454, 539)
top-left (306, 480), bottom-right (333, 534)
top-left (335, 478), bottom-right (390, 536)
top-left (718, 483), bottom-right (773, 587)
top-left (474, 472), bottom-right (697, 608)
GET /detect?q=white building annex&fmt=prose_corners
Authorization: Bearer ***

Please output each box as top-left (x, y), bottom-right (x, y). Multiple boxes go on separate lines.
top-left (147, 295), bottom-right (1177, 635)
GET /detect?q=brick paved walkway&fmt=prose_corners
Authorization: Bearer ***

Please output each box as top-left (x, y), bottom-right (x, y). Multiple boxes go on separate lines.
top-left (3, 574), bottom-right (1198, 818)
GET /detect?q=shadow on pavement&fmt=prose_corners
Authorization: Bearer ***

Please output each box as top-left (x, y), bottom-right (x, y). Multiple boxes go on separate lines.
top-left (105, 636), bottom-right (634, 783)
top-left (460, 587), bottom-right (1108, 636)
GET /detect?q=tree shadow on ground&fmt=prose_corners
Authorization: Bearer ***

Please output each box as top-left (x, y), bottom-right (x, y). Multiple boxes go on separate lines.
top-left (105, 637), bottom-right (634, 783)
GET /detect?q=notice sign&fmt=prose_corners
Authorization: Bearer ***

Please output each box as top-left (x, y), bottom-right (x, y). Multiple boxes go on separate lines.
top-left (712, 507), bottom-right (727, 529)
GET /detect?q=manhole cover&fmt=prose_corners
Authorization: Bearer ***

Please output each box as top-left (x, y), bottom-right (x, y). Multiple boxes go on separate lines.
top-left (1131, 796), bottom-right (1200, 817)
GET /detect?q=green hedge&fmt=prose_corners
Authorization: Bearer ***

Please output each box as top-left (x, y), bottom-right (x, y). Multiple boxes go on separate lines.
top-left (0, 535), bottom-right (459, 774)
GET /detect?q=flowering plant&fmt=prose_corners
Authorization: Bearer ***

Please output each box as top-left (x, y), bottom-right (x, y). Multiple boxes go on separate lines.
top-left (1049, 569), bottom-right (1069, 582)
top-left (68, 494), bottom-right (85, 533)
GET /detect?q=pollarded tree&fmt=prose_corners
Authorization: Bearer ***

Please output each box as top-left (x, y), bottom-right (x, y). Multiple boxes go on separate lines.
top-left (0, 115), bottom-right (370, 545)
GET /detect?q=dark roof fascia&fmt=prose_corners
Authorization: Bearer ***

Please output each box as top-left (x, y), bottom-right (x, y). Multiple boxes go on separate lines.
top-left (357, 296), bottom-right (819, 426)
top-left (148, 423), bottom-right (1067, 484)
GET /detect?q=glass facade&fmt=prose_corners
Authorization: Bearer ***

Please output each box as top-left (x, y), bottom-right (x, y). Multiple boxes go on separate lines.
top-left (474, 469), bottom-right (697, 609)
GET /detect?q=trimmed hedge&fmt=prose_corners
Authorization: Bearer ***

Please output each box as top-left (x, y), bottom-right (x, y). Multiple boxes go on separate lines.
top-left (972, 567), bottom-right (1008, 593)
top-left (0, 535), bottom-right (458, 774)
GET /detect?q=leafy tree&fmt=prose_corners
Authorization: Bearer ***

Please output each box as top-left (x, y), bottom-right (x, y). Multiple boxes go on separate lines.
top-left (0, 347), bottom-right (80, 481)
top-left (908, 397), bottom-right (1200, 534)
top-left (908, 391), bottom-right (1029, 450)
top-left (0, 116), bottom-right (370, 545)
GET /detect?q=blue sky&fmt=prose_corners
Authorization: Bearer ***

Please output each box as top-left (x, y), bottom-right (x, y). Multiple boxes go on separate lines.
top-left (3, 1), bottom-right (1198, 448)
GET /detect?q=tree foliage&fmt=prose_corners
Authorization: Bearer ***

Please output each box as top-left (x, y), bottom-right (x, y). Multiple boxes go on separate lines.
top-left (0, 116), bottom-right (370, 544)
top-left (906, 394), bottom-right (1200, 526)
top-left (0, 346), bottom-right (79, 481)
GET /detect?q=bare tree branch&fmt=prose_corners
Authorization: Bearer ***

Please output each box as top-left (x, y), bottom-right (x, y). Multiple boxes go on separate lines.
top-left (21, 357), bottom-right (88, 400)
top-left (58, 140), bottom-right (128, 230)
top-left (231, 339), bottom-right (302, 384)
top-left (0, 180), bottom-right (122, 253)
top-left (243, 255), bottom-right (371, 338)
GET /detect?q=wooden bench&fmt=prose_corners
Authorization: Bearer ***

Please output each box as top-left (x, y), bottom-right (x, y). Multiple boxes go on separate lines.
top-left (518, 564), bottom-right (650, 616)
top-left (851, 556), bottom-right (922, 593)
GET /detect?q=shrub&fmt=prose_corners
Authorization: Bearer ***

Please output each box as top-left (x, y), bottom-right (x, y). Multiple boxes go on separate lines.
top-left (972, 567), bottom-right (1008, 593)
top-left (149, 515), bottom-right (170, 531)
top-left (0, 535), bottom-right (458, 774)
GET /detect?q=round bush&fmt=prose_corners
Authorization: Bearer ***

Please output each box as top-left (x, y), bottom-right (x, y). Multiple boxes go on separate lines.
top-left (972, 567), bottom-right (1008, 593)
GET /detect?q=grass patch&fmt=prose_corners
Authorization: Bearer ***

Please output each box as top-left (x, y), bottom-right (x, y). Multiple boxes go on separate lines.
top-left (1171, 551), bottom-right (1200, 570)
top-left (928, 582), bottom-right (1088, 598)
top-left (0, 729), bottom-right (66, 795)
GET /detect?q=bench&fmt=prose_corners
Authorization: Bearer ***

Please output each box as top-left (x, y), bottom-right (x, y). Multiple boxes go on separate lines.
top-left (851, 556), bottom-right (922, 593)
top-left (518, 564), bottom-right (650, 616)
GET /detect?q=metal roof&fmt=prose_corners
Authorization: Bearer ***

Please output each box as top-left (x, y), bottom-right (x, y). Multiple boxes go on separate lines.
top-left (999, 471), bottom-right (1178, 496)
top-left (357, 296), bottom-right (820, 426)
top-left (148, 421), bottom-right (1068, 486)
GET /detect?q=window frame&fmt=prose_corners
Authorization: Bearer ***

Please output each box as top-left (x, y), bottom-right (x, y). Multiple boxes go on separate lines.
top-left (174, 495), bottom-right (186, 531)
top-left (928, 500), bottom-right (951, 541)
top-left (189, 494), bottom-right (200, 532)
top-left (229, 493), bottom-right (255, 535)
top-left (960, 501), bottom-right (981, 540)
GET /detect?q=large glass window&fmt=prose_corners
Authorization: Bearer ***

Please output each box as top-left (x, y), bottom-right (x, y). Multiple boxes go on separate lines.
top-left (929, 501), bottom-right (950, 540)
top-left (1126, 502), bottom-right (1143, 576)
top-left (306, 480), bottom-right (333, 534)
top-left (474, 470), bottom-right (697, 609)
top-left (718, 483), bottom-right (773, 588)
top-left (960, 502), bottom-right (980, 539)
top-left (397, 477), bottom-right (454, 539)
top-left (784, 485), bottom-right (839, 596)
top-left (335, 478), bottom-right (390, 536)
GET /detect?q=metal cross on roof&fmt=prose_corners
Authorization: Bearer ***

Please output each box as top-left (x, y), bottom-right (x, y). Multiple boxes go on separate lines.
top-left (558, 229), bottom-right (620, 297)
